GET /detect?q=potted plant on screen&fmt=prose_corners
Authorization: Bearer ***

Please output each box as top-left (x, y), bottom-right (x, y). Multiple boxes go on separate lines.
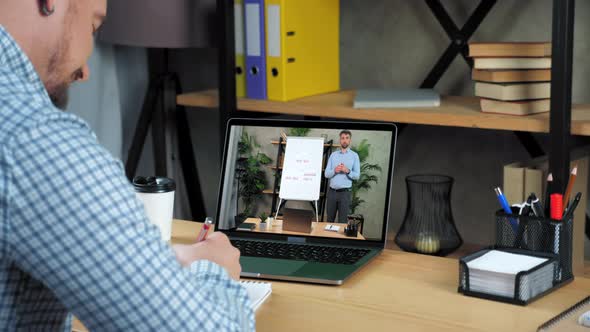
top-left (259, 212), bottom-right (269, 231)
top-left (348, 139), bottom-right (382, 234)
top-left (235, 131), bottom-right (272, 224)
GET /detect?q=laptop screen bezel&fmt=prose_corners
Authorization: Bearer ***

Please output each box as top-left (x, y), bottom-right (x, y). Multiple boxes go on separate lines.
top-left (215, 118), bottom-right (397, 249)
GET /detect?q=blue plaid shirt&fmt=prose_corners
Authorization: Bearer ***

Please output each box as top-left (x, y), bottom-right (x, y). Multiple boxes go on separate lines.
top-left (0, 26), bottom-right (254, 331)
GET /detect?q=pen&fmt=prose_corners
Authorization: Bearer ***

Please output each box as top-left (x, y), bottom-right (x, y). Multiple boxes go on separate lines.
top-left (521, 194), bottom-right (533, 216)
top-left (494, 187), bottom-right (518, 232)
top-left (563, 192), bottom-right (582, 222)
top-left (196, 217), bottom-right (214, 242)
top-left (530, 193), bottom-right (545, 218)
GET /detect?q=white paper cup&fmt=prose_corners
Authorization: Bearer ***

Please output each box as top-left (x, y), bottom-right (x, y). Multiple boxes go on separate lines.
top-left (133, 176), bottom-right (176, 241)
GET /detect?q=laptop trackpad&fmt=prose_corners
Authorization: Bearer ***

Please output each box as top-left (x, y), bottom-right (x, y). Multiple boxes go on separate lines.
top-left (241, 256), bottom-right (306, 275)
top-left (293, 262), bottom-right (357, 280)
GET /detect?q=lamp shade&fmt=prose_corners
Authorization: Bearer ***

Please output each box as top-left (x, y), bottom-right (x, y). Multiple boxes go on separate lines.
top-left (98, 0), bottom-right (216, 48)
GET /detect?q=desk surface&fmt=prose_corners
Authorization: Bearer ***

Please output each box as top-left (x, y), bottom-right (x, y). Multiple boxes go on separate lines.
top-left (75, 220), bottom-right (590, 332)
top-left (241, 218), bottom-right (366, 240)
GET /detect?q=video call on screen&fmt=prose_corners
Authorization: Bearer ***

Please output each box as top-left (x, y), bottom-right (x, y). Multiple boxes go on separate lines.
top-left (218, 126), bottom-right (393, 241)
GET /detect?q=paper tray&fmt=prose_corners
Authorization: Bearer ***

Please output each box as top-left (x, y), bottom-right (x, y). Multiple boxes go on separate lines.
top-left (458, 247), bottom-right (566, 305)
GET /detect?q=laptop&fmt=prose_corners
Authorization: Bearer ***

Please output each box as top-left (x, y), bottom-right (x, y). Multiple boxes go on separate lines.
top-left (216, 119), bottom-right (397, 285)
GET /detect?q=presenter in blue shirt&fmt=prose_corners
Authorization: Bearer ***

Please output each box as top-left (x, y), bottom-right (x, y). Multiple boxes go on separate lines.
top-left (324, 130), bottom-right (361, 223)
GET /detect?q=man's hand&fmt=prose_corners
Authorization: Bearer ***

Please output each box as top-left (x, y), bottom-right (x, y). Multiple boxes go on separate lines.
top-left (335, 164), bottom-right (342, 173)
top-left (341, 165), bottom-right (350, 174)
top-left (172, 232), bottom-right (242, 280)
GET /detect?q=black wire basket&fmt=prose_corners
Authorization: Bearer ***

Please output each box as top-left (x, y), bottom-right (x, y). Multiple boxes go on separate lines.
top-left (458, 210), bottom-right (574, 305)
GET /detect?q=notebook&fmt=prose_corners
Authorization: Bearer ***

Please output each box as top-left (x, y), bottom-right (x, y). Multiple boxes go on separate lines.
top-left (466, 250), bottom-right (554, 300)
top-left (240, 280), bottom-right (272, 311)
top-left (538, 296), bottom-right (590, 332)
top-left (353, 89), bottom-right (440, 108)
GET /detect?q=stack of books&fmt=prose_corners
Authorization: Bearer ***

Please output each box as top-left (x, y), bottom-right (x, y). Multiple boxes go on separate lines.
top-left (468, 42), bottom-right (552, 116)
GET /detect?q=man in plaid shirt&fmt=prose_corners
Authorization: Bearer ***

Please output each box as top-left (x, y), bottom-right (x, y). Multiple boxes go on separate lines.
top-left (0, 0), bottom-right (255, 330)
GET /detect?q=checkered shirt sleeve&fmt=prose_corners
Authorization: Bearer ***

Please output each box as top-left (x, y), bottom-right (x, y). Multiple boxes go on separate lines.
top-left (0, 25), bottom-right (255, 331)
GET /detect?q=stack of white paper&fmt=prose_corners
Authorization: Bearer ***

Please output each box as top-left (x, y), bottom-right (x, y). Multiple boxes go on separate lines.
top-left (466, 250), bottom-right (555, 300)
top-left (240, 280), bottom-right (272, 311)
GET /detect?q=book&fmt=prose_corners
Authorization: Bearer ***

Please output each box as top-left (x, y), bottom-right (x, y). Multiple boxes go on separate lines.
top-left (503, 165), bottom-right (525, 204)
top-left (480, 99), bottom-right (550, 116)
top-left (472, 69), bottom-right (551, 83)
top-left (524, 168), bottom-right (544, 201)
top-left (240, 280), bottom-right (272, 311)
top-left (475, 82), bottom-right (550, 101)
top-left (353, 89), bottom-right (440, 108)
top-left (537, 296), bottom-right (590, 331)
top-left (237, 222), bottom-right (257, 231)
top-left (469, 42), bottom-right (552, 57)
top-left (474, 57), bottom-right (551, 70)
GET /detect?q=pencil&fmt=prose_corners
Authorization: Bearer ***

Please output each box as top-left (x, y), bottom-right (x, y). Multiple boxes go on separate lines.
top-left (544, 173), bottom-right (553, 216)
top-left (563, 166), bottom-right (577, 207)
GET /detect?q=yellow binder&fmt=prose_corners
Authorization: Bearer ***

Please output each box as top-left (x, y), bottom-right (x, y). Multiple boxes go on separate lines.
top-left (265, 0), bottom-right (339, 101)
top-left (235, 0), bottom-right (246, 97)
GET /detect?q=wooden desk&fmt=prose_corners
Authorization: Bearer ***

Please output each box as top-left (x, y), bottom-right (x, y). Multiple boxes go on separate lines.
top-left (75, 220), bottom-right (590, 332)
top-left (242, 218), bottom-right (365, 240)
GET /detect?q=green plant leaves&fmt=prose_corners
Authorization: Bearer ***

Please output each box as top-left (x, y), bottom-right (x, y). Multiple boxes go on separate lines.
top-left (288, 128), bottom-right (311, 137)
top-left (350, 139), bottom-right (382, 214)
top-left (237, 131), bottom-right (274, 216)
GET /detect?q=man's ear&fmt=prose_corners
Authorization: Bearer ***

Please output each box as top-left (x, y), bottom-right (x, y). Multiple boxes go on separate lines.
top-left (40, 0), bottom-right (56, 16)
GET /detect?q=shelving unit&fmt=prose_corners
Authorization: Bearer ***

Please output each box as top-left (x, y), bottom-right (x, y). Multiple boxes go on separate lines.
top-left (209, 0), bottom-right (576, 193)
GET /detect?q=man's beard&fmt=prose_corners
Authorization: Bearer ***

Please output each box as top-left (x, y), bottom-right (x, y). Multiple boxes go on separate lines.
top-left (44, 33), bottom-right (83, 110)
top-left (47, 81), bottom-right (70, 110)
top-left (341, 143), bottom-right (349, 149)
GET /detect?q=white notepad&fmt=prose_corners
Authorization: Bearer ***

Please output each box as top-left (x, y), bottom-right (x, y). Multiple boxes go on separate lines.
top-left (240, 280), bottom-right (272, 311)
top-left (466, 250), bottom-right (552, 299)
top-left (467, 250), bottom-right (548, 274)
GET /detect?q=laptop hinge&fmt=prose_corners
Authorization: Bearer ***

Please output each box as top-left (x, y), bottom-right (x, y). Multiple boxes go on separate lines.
top-left (287, 237), bottom-right (306, 244)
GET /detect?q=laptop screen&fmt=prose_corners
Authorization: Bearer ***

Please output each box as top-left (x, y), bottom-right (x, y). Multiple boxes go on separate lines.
top-left (217, 120), bottom-right (396, 243)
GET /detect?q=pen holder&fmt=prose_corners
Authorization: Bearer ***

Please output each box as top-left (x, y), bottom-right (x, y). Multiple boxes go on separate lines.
top-left (344, 221), bottom-right (359, 237)
top-left (495, 210), bottom-right (573, 283)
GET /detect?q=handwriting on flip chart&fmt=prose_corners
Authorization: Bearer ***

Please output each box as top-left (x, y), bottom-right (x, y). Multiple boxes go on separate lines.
top-left (279, 138), bottom-right (324, 201)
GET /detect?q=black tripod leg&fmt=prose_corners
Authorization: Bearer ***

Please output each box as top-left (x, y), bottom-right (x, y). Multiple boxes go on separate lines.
top-left (172, 75), bottom-right (207, 221)
top-left (152, 77), bottom-right (168, 177)
top-left (125, 79), bottom-right (160, 180)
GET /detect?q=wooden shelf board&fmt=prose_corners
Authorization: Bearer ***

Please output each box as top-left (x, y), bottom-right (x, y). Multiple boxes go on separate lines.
top-left (177, 89), bottom-right (590, 136)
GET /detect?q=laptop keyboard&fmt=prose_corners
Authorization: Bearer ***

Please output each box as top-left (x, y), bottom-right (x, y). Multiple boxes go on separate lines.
top-left (231, 240), bottom-right (371, 265)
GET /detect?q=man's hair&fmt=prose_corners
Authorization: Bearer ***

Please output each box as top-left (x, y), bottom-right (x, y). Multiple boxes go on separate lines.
top-left (339, 130), bottom-right (352, 138)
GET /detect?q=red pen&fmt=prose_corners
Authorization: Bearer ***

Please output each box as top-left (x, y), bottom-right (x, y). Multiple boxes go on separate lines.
top-left (196, 218), bottom-right (214, 242)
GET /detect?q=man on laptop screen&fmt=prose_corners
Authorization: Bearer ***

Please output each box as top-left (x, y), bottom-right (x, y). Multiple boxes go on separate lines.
top-left (324, 130), bottom-right (360, 224)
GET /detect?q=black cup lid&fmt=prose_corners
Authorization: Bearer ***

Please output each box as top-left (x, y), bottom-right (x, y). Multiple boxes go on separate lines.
top-left (133, 176), bottom-right (176, 193)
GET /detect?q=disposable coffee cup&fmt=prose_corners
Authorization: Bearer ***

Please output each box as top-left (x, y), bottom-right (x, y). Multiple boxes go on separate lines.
top-left (133, 176), bottom-right (176, 241)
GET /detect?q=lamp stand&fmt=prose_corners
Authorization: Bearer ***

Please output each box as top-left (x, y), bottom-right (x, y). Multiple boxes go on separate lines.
top-left (125, 49), bottom-right (206, 221)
